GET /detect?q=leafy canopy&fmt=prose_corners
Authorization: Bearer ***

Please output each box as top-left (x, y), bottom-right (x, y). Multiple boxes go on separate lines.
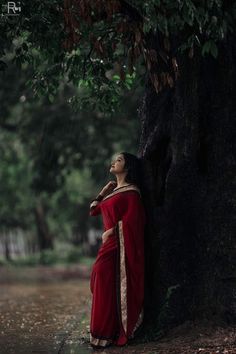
top-left (1, 0), bottom-right (236, 109)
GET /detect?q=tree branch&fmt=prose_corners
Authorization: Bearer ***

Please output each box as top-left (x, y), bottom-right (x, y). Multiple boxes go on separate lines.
top-left (0, 122), bottom-right (18, 132)
top-left (119, 0), bottom-right (144, 23)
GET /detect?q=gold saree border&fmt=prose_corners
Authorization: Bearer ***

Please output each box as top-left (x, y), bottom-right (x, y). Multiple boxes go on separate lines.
top-left (90, 200), bottom-right (99, 208)
top-left (116, 219), bottom-right (144, 340)
top-left (130, 307), bottom-right (144, 338)
top-left (118, 220), bottom-right (128, 334)
top-left (89, 333), bottom-right (113, 347)
top-left (102, 185), bottom-right (141, 201)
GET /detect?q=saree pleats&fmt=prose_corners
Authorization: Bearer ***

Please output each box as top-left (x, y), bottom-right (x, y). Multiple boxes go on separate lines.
top-left (90, 236), bottom-right (119, 347)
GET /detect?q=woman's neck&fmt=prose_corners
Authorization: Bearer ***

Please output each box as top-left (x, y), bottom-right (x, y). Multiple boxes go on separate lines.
top-left (115, 174), bottom-right (130, 188)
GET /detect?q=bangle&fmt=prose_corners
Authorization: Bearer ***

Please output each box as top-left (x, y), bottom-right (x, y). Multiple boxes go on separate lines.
top-left (91, 193), bottom-right (104, 203)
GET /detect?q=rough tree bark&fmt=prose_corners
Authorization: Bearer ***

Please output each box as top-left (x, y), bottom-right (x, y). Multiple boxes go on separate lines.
top-left (138, 32), bottom-right (236, 331)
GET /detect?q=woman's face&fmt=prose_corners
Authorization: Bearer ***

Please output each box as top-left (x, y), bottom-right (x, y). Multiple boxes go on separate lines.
top-left (109, 154), bottom-right (126, 174)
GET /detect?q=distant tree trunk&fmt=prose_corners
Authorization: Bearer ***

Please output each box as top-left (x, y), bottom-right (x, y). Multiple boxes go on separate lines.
top-left (72, 204), bottom-right (90, 246)
top-left (4, 233), bottom-right (11, 261)
top-left (34, 200), bottom-right (54, 250)
top-left (139, 33), bottom-right (236, 331)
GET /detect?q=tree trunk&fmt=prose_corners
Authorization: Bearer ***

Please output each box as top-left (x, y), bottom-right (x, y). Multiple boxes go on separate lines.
top-left (34, 200), bottom-right (54, 250)
top-left (72, 204), bottom-right (89, 246)
top-left (139, 33), bottom-right (236, 332)
top-left (4, 233), bottom-right (11, 261)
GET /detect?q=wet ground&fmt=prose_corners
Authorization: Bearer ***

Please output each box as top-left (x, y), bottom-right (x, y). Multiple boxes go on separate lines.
top-left (0, 265), bottom-right (92, 354)
top-left (0, 265), bottom-right (236, 354)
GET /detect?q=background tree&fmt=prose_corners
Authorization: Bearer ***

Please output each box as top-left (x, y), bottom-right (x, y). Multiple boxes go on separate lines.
top-left (1, 0), bottom-right (235, 338)
top-left (0, 58), bottom-right (142, 257)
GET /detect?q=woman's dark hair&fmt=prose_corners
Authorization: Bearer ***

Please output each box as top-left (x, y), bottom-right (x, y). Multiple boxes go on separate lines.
top-left (120, 152), bottom-right (143, 190)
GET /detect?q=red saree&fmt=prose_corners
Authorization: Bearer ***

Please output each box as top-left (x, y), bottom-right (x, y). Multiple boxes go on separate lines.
top-left (89, 184), bottom-right (146, 348)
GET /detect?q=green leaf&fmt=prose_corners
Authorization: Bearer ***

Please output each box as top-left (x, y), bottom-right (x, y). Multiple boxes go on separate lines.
top-left (48, 94), bottom-right (54, 103)
top-left (209, 41), bottom-right (218, 58)
top-left (202, 40), bottom-right (218, 58)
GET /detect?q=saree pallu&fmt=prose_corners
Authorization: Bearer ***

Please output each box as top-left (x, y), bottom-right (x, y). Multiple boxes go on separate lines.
top-left (89, 185), bottom-right (146, 348)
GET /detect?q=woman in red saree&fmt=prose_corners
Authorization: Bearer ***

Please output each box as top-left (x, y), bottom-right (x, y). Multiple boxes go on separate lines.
top-left (89, 152), bottom-right (146, 349)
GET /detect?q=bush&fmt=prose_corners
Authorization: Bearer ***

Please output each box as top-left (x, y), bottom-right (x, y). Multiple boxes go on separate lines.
top-left (0, 258), bottom-right (7, 266)
top-left (13, 254), bottom-right (40, 266)
top-left (1, 244), bottom-right (86, 266)
top-left (66, 246), bottom-right (82, 263)
top-left (39, 249), bottom-right (59, 265)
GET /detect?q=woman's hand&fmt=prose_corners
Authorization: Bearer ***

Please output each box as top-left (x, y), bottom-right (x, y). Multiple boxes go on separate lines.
top-left (100, 181), bottom-right (117, 197)
top-left (102, 227), bottom-right (114, 244)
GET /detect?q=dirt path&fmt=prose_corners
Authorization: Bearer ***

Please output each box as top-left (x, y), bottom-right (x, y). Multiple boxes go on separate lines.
top-left (0, 269), bottom-right (91, 353)
top-left (0, 265), bottom-right (235, 354)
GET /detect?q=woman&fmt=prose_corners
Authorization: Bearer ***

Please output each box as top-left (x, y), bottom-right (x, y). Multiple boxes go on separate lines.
top-left (89, 152), bottom-right (146, 348)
